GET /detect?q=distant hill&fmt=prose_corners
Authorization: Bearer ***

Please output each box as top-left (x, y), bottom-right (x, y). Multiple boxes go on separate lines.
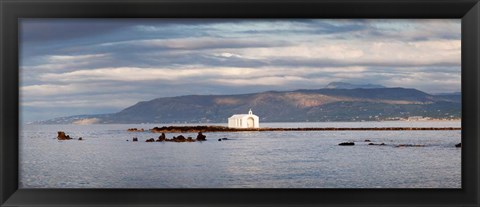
top-left (324, 82), bottom-right (385, 89)
top-left (38, 85), bottom-right (461, 124)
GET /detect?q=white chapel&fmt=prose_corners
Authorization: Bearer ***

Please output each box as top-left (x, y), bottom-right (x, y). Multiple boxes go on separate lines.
top-left (228, 109), bottom-right (260, 128)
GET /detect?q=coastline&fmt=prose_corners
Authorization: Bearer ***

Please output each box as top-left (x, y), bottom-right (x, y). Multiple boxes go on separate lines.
top-left (143, 126), bottom-right (462, 133)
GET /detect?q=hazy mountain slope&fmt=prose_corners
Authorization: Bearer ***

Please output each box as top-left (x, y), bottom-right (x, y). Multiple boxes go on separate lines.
top-left (324, 82), bottom-right (385, 89)
top-left (38, 87), bottom-right (461, 124)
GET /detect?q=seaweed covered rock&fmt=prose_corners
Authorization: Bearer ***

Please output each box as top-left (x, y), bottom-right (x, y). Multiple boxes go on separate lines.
top-left (57, 131), bottom-right (72, 140)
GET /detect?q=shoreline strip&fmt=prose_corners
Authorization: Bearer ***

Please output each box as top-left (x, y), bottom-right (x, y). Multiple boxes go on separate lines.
top-left (138, 126), bottom-right (462, 133)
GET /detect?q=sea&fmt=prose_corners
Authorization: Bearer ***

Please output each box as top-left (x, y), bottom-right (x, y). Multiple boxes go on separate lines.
top-left (19, 121), bottom-right (461, 188)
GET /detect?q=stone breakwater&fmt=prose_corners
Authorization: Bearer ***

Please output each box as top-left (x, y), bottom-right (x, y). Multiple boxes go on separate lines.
top-left (146, 126), bottom-right (461, 133)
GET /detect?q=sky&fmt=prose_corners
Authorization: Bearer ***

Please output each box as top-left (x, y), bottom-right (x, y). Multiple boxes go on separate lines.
top-left (20, 19), bottom-right (461, 122)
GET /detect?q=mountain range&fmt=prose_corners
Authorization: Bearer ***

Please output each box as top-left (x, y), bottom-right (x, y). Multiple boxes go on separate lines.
top-left (324, 82), bottom-right (386, 89)
top-left (38, 83), bottom-right (461, 124)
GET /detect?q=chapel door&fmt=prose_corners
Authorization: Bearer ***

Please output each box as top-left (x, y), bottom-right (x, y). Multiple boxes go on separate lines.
top-left (247, 117), bottom-right (254, 128)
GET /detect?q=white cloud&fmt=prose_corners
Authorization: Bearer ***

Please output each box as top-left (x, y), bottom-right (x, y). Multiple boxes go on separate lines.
top-left (217, 52), bottom-right (243, 58)
top-left (36, 66), bottom-right (368, 84)
top-left (367, 19), bottom-right (460, 41)
top-left (21, 91), bottom-right (154, 110)
top-left (234, 39), bottom-right (460, 67)
top-left (22, 98), bottom-right (134, 108)
top-left (21, 82), bottom-right (141, 98)
top-left (48, 54), bottom-right (108, 62)
top-left (21, 84), bottom-right (81, 96)
top-left (99, 37), bottom-right (288, 50)
top-left (23, 53), bottom-right (110, 72)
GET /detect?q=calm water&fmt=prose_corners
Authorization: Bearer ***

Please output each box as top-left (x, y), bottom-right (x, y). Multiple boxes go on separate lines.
top-left (19, 121), bottom-right (461, 188)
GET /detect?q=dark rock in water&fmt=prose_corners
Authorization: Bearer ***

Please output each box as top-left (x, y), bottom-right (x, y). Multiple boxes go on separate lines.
top-left (218, 139), bottom-right (222, 141)
top-left (221, 138), bottom-right (228, 140)
top-left (338, 142), bottom-right (354, 146)
top-left (368, 143), bottom-right (386, 146)
top-left (146, 138), bottom-right (155, 142)
top-left (156, 133), bottom-right (166, 142)
top-left (126, 140), bottom-right (129, 141)
top-left (132, 137), bottom-right (138, 142)
top-left (455, 143), bottom-right (462, 148)
top-left (364, 139), bottom-right (371, 142)
top-left (57, 131), bottom-right (72, 140)
top-left (396, 144), bottom-right (425, 147)
top-left (78, 137), bottom-right (83, 141)
top-left (196, 132), bottom-right (207, 141)
top-left (177, 135), bottom-right (186, 140)
top-left (174, 135), bottom-right (186, 142)
top-left (167, 135), bottom-right (189, 142)
top-left (57, 131), bottom-right (66, 139)
top-left (128, 128), bottom-right (145, 132)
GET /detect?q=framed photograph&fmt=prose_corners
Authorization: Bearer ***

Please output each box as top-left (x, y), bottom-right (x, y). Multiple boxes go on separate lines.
top-left (1, 0), bottom-right (479, 206)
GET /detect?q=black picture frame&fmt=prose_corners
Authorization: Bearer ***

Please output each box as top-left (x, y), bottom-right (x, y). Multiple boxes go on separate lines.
top-left (1, 0), bottom-right (479, 206)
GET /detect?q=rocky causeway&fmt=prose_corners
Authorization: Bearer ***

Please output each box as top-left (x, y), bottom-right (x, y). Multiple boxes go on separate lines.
top-left (142, 126), bottom-right (461, 133)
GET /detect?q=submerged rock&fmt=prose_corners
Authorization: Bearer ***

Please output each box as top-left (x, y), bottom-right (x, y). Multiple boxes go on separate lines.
top-left (368, 143), bottom-right (385, 146)
top-left (128, 128), bottom-right (145, 132)
top-left (338, 142), bottom-right (354, 146)
top-left (132, 137), bottom-right (138, 142)
top-left (146, 138), bottom-right (155, 142)
top-left (396, 144), bottom-right (425, 147)
top-left (364, 139), bottom-right (371, 142)
top-left (455, 143), bottom-right (462, 148)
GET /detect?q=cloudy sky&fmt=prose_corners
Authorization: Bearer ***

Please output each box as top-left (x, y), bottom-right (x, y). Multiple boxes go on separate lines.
top-left (20, 19), bottom-right (461, 122)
